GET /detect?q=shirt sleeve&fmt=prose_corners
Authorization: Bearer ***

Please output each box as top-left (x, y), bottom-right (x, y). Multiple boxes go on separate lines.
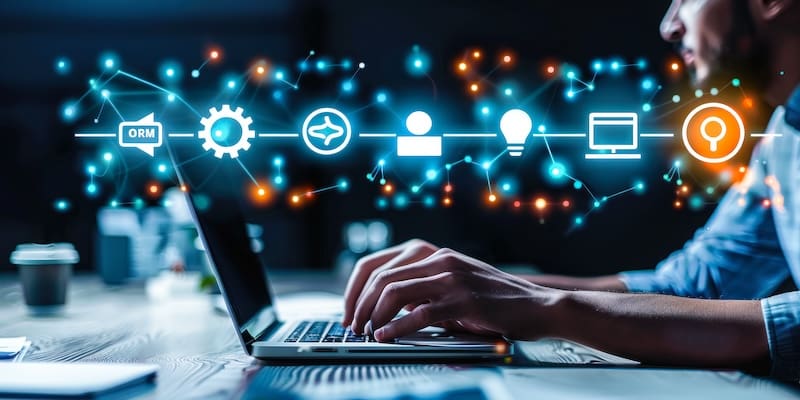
top-left (620, 143), bottom-right (791, 299)
top-left (762, 291), bottom-right (800, 381)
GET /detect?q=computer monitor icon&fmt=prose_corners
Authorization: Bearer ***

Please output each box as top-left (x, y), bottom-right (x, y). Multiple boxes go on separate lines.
top-left (585, 112), bottom-right (641, 160)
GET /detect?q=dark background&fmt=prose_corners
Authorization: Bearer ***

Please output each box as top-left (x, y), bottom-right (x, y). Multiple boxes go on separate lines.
top-left (1, 0), bottom-right (750, 276)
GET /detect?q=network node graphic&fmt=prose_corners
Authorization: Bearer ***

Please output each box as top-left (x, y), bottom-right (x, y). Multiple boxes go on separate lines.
top-left (397, 111), bottom-right (441, 157)
top-left (198, 105), bottom-right (255, 159)
top-left (681, 103), bottom-right (745, 164)
top-left (301, 107), bottom-right (352, 155)
top-left (499, 109), bottom-right (532, 157)
top-left (585, 112), bottom-right (641, 160)
top-left (118, 112), bottom-right (163, 157)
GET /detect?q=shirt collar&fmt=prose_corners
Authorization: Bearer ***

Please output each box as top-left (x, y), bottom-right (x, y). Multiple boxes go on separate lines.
top-left (786, 85), bottom-right (800, 131)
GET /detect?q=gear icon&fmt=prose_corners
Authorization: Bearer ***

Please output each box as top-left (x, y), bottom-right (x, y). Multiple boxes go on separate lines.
top-left (198, 105), bottom-right (256, 159)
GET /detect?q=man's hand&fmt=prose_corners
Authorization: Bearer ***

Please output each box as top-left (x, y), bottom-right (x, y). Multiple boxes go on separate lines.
top-left (342, 239), bottom-right (560, 342)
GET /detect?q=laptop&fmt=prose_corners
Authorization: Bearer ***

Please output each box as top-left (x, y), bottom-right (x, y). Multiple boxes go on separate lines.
top-left (169, 150), bottom-right (512, 362)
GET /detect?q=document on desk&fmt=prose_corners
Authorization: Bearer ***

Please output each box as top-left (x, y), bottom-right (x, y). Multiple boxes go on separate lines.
top-left (0, 337), bottom-right (30, 362)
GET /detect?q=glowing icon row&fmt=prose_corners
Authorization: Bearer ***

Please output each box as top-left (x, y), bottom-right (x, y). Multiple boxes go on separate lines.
top-left (113, 102), bottom-right (746, 165)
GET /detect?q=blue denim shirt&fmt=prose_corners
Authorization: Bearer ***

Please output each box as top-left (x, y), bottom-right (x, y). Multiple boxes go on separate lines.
top-left (621, 86), bottom-right (800, 381)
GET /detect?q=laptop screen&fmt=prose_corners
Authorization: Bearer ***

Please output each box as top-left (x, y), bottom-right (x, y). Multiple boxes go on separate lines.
top-left (168, 144), bottom-right (276, 349)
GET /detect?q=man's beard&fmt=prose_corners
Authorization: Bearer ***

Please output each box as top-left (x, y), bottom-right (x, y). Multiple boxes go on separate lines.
top-left (688, 0), bottom-right (769, 92)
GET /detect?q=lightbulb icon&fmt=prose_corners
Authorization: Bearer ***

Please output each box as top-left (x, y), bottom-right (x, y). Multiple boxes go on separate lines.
top-left (499, 109), bottom-right (532, 157)
top-left (699, 116), bottom-right (726, 152)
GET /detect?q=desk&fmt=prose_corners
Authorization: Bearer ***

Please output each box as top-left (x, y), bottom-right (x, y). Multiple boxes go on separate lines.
top-left (0, 273), bottom-right (798, 399)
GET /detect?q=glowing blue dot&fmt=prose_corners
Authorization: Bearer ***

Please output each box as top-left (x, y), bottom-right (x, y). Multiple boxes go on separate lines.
top-left (394, 195), bottom-right (409, 209)
top-left (273, 157), bottom-right (283, 167)
top-left (426, 169), bottom-right (437, 180)
top-left (110, 200), bottom-right (118, 207)
top-left (103, 152), bottom-right (113, 162)
top-left (275, 71), bottom-right (285, 80)
top-left (611, 61), bottom-right (620, 70)
top-left (191, 69), bottom-right (200, 78)
top-left (366, 173), bottom-right (374, 181)
top-left (566, 90), bottom-right (575, 98)
top-left (502, 183), bottom-right (511, 191)
top-left (710, 87), bottom-right (719, 96)
top-left (538, 124), bottom-right (547, 133)
top-left (166, 68), bottom-right (175, 77)
top-left (445, 164), bottom-right (452, 170)
top-left (423, 196), bottom-right (435, 208)
top-left (379, 179), bottom-right (386, 185)
top-left (676, 179), bottom-right (683, 185)
top-left (272, 91), bottom-right (283, 101)
top-left (642, 79), bottom-right (654, 90)
top-left (732, 78), bottom-right (741, 87)
top-left (694, 89), bottom-right (703, 98)
top-left (134, 198), bottom-right (145, 209)
top-left (566, 71), bottom-right (576, 79)
top-left (104, 58), bottom-right (114, 68)
top-left (592, 62), bottom-right (603, 72)
top-left (573, 181), bottom-right (583, 190)
top-left (594, 201), bottom-right (601, 208)
top-left (706, 187), bottom-right (714, 195)
top-left (504, 88), bottom-right (513, 96)
top-left (167, 93), bottom-right (175, 102)
top-left (464, 155), bottom-right (473, 163)
top-left (101, 89), bottom-right (110, 98)
top-left (688, 194), bottom-right (704, 211)
top-left (227, 80), bottom-right (236, 89)
top-left (575, 217), bottom-right (584, 225)
top-left (64, 107), bottom-right (75, 117)
top-left (89, 79), bottom-right (96, 88)
top-left (376, 198), bottom-right (388, 210)
top-left (674, 160), bottom-right (681, 167)
top-left (637, 59), bottom-right (647, 69)
top-left (339, 179), bottom-right (349, 190)
top-left (158, 164), bottom-right (167, 173)
top-left (316, 60), bottom-right (326, 70)
top-left (779, 70), bottom-right (785, 76)
top-left (414, 59), bottom-right (422, 68)
top-left (86, 183), bottom-right (97, 194)
top-left (587, 84), bottom-right (595, 91)
top-left (642, 103), bottom-right (652, 112)
top-left (549, 164), bottom-right (564, 178)
top-left (411, 186), bottom-right (420, 193)
top-left (58, 60), bottom-right (65, 68)
top-left (672, 95), bottom-right (681, 103)
top-left (342, 81), bottom-right (353, 92)
top-left (482, 162), bottom-right (491, 170)
top-left (376, 92), bottom-right (388, 103)
top-left (635, 182), bottom-right (645, 192)
top-left (378, 159), bottom-right (385, 166)
top-left (86, 165), bottom-right (97, 175)
top-left (342, 59), bottom-right (352, 69)
top-left (481, 106), bottom-right (490, 115)
top-left (274, 176), bottom-right (284, 185)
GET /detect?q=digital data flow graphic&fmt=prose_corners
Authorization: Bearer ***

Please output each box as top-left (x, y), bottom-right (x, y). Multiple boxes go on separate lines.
top-left (57, 45), bottom-right (774, 232)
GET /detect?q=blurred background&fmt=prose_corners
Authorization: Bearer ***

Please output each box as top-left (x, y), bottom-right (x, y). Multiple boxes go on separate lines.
top-left (0, 0), bottom-right (765, 280)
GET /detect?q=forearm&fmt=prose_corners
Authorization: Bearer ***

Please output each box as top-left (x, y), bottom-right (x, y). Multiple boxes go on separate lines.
top-left (545, 291), bottom-right (770, 371)
top-left (521, 274), bottom-right (628, 292)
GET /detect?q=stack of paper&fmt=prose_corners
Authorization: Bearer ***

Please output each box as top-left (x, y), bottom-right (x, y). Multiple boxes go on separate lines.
top-left (0, 337), bottom-right (31, 362)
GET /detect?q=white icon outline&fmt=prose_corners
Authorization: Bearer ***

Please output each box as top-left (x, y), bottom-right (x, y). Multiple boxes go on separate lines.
top-left (499, 109), bottom-right (532, 157)
top-left (301, 107), bottom-right (352, 156)
top-left (681, 102), bottom-right (745, 164)
top-left (585, 112), bottom-right (641, 160)
top-left (397, 111), bottom-right (442, 157)
top-left (118, 112), bottom-right (162, 157)
top-left (198, 105), bottom-right (255, 159)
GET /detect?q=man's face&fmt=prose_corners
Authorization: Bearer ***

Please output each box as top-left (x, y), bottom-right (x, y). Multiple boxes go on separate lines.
top-left (661, 0), bottom-right (761, 88)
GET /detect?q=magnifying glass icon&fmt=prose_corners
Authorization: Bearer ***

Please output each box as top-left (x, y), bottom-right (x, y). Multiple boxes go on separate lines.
top-left (699, 116), bottom-right (726, 152)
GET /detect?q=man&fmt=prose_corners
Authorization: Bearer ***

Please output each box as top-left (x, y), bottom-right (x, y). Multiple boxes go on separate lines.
top-left (341, 0), bottom-right (800, 380)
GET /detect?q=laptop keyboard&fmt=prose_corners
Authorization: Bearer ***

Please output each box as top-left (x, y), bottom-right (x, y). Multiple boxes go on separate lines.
top-left (284, 321), bottom-right (377, 343)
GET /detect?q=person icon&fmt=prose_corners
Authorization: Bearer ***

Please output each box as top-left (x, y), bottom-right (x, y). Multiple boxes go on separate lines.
top-left (396, 111), bottom-right (442, 157)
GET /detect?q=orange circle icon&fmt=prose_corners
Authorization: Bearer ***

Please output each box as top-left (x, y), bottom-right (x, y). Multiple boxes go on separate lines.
top-left (681, 103), bottom-right (745, 164)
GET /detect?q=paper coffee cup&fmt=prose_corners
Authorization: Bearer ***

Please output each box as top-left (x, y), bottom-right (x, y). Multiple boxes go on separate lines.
top-left (10, 243), bottom-right (79, 315)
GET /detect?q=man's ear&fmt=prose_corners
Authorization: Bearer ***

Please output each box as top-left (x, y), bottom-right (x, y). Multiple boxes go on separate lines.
top-left (753, 0), bottom-right (795, 21)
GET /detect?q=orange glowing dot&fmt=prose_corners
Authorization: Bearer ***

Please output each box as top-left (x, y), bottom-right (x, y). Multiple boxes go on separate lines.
top-left (180, 185), bottom-right (188, 192)
top-left (562, 200), bottom-right (571, 208)
top-left (743, 97), bottom-right (754, 108)
top-left (384, 184), bottom-right (394, 193)
top-left (210, 50), bottom-right (219, 59)
top-left (670, 62), bottom-right (680, 71)
top-left (305, 192), bottom-right (313, 198)
top-left (534, 198), bottom-right (547, 210)
top-left (674, 200), bottom-right (682, 208)
top-left (257, 188), bottom-right (266, 196)
top-left (513, 200), bottom-right (521, 208)
top-left (488, 194), bottom-right (497, 203)
top-left (443, 197), bottom-right (452, 206)
top-left (458, 62), bottom-right (468, 71)
top-left (681, 185), bottom-right (689, 193)
top-left (291, 195), bottom-right (300, 203)
top-left (472, 51), bottom-right (481, 59)
top-left (470, 83), bottom-right (479, 92)
top-left (444, 184), bottom-right (453, 193)
top-left (546, 65), bottom-right (555, 74)
top-left (503, 55), bottom-right (512, 63)
top-left (739, 166), bottom-right (747, 173)
top-left (149, 185), bottom-right (159, 194)
top-left (256, 66), bottom-right (265, 74)
top-left (495, 341), bottom-right (508, 354)
top-left (763, 199), bottom-right (771, 208)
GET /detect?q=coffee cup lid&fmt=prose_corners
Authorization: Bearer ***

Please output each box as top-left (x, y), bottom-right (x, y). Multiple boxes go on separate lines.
top-left (10, 243), bottom-right (80, 265)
